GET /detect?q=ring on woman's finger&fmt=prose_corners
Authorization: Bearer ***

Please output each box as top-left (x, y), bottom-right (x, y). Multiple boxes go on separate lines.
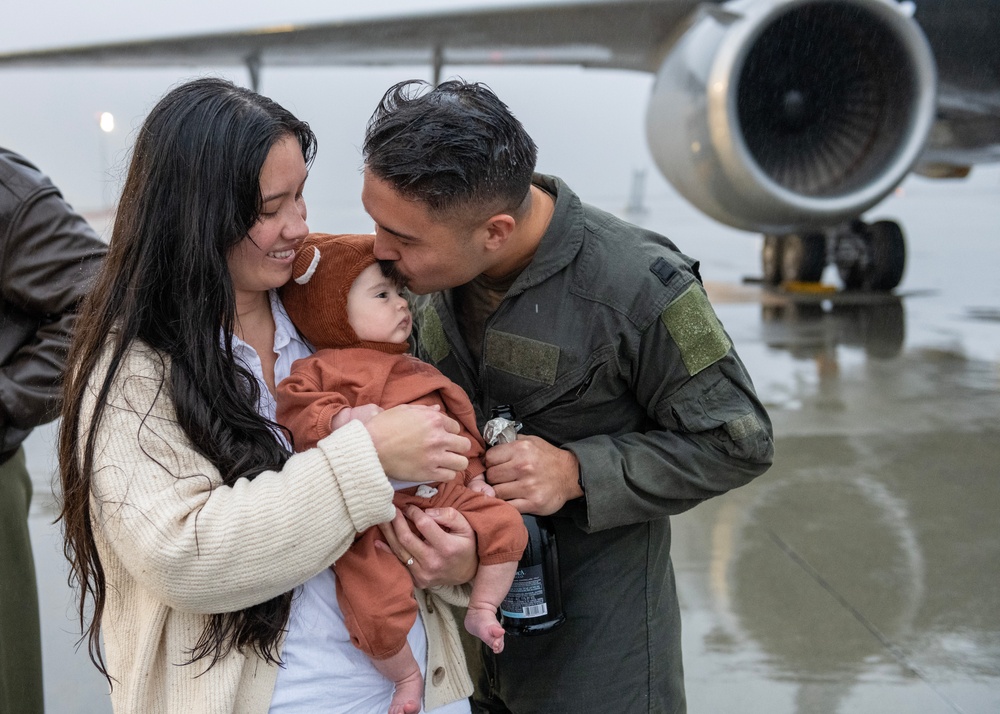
top-left (405, 557), bottom-right (415, 567)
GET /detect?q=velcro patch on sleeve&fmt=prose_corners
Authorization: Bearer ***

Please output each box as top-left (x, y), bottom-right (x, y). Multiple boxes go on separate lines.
top-left (417, 304), bottom-right (451, 364)
top-left (725, 412), bottom-right (763, 440)
top-left (485, 330), bottom-right (560, 385)
top-left (660, 284), bottom-right (732, 376)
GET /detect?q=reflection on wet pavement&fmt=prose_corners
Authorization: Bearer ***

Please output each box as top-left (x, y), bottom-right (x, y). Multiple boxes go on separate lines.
top-left (676, 418), bottom-right (1000, 713)
top-left (676, 244), bottom-right (1000, 711)
top-left (759, 295), bottom-right (907, 361)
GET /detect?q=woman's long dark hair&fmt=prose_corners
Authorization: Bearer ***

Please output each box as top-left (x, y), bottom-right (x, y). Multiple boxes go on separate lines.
top-left (58, 77), bottom-right (317, 681)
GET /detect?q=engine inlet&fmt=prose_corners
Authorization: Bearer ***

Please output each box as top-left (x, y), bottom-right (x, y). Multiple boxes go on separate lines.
top-left (736, 1), bottom-right (921, 197)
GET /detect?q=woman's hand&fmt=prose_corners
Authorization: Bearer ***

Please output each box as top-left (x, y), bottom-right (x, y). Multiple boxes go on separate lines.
top-left (377, 506), bottom-right (478, 588)
top-left (364, 404), bottom-right (471, 482)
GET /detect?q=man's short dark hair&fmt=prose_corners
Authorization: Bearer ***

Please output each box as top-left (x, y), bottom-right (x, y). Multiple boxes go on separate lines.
top-left (363, 79), bottom-right (538, 223)
top-left (377, 259), bottom-right (406, 289)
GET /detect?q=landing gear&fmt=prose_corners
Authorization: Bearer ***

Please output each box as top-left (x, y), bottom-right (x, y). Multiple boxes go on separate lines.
top-left (835, 220), bottom-right (906, 291)
top-left (761, 232), bottom-right (826, 285)
top-left (762, 234), bottom-right (783, 285)
top-left (782, 233), bottom-right (826, 283)
top-left (761, 220), bottom-right (905, 291)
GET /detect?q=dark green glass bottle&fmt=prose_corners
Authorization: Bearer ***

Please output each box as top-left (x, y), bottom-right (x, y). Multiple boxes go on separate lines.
top-left (486, 405), bottom-right (566, 636)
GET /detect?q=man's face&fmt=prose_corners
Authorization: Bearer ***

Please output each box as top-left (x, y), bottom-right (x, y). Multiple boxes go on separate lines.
top-left (361, 168), bottom-right (489, 295)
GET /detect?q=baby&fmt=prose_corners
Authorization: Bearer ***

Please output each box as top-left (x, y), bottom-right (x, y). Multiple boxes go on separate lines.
top-left (276, 233), bottom-right (527, 714)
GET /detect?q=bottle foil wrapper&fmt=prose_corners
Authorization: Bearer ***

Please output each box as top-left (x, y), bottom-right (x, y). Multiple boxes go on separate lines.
top-left (483, 416), bottom-right (522, 446)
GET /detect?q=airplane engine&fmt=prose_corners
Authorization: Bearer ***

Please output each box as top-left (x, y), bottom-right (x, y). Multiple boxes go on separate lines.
top-left (646, 0), bottom-right (937, 234)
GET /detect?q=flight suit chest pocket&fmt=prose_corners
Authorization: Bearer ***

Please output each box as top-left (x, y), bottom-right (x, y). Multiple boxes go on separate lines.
top-left (502, 344), bottom-right (624, 441)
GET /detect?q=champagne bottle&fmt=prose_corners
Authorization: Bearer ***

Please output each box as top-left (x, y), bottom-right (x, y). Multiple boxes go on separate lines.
top-left (485, 405), bottom-right (566, 635)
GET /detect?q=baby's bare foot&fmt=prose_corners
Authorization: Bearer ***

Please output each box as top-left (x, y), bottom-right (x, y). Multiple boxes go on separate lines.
top-left (387, 668), bottom-right (422, 714)
top-left (465, 605), bottom-right (506, 654)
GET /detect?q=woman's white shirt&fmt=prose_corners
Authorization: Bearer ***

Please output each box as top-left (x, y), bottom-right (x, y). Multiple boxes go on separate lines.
top-left (234, 292), bottom-right (467, 714)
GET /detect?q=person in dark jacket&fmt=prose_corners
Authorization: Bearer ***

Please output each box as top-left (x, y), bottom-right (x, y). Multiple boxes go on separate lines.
top-left (360, 80), bottom-right (775, 714)
top-left (0, 147), bottom-right (107, 714)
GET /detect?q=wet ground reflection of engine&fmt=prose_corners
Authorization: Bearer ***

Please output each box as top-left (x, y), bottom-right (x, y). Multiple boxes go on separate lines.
top-left (693, 422), bottom-right (1000, 714)
top-left (710, 470), bottom-right (925, 714)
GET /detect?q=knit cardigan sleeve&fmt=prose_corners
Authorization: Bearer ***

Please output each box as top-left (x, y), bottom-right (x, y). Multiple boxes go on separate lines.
top-left (86, 341), bottom-right (395, 614)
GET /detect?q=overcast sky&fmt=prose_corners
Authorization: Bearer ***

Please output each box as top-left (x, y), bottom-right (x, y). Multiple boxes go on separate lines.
top-left (0, 0), bottom-right (660, 232)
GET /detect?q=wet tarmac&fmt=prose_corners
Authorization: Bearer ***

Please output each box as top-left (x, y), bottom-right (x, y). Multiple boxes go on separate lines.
top-left (675, 299), bottom-right (1000, 714)
top-left (20, 169), bottom-right (1000, 713)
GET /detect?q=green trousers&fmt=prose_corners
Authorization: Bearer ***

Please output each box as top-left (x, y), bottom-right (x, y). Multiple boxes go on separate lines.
top-left (0, 447), bottom-right (44, 713)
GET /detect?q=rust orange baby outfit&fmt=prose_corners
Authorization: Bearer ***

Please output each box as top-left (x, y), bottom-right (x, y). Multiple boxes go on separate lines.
top-left (276, 233), bottom-right (527, 660)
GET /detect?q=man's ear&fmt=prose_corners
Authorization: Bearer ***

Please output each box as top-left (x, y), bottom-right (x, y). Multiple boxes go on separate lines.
top-left (483, 213), bottom-right (517, 252)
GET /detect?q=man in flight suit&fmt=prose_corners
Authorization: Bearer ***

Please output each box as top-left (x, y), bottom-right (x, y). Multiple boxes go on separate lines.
top-left (360, 80), bottom-right (774, 714)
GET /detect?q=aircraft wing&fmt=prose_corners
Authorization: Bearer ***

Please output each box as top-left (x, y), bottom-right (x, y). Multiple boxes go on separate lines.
top-left (0, 0), bottom-right (703, 74)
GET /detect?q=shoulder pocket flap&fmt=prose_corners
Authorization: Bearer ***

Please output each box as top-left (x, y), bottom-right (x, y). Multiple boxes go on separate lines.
top-left (670, 375), bottom-right (751, 434)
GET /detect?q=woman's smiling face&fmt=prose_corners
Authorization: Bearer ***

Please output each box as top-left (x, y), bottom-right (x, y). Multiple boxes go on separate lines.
top-left (227, 134), bottom-right (309, 301)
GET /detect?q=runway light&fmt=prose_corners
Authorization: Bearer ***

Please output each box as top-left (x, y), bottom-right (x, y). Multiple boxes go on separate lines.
top-left (99, 112), bottom-right (115, 133)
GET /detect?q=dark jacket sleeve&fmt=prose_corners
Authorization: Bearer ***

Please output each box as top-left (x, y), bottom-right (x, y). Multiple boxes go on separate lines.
top-left (0, 166), bottom-right (107, 452)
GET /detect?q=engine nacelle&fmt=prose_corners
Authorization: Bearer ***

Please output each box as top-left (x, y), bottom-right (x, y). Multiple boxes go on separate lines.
top-left (646, 0), bottom-right (937, 233)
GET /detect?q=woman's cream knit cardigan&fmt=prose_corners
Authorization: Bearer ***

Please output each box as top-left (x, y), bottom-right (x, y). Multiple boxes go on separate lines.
top-left (83, 341), bottom-right (472, 712)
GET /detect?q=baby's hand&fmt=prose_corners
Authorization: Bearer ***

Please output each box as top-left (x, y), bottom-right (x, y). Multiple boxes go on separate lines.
top-left (467, 476), bottom-right (496, 498)
top-left (330, 404), bottom-right (383, 431)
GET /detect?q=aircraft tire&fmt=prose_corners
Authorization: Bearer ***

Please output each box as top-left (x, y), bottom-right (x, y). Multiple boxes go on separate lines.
top-left (762, 234), bottom-right (783, 285)
top-left (780, 233), bottom-right (826, 283)
top-left (837, 220), bottom-right (906, 291)
top-left (837, 260), bottom-right (864, 291)
top-left (864, 220), bottom-right (906, 291)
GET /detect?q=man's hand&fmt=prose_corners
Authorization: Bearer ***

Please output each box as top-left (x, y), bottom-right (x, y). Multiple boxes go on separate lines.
top-left (376, 505), bottom-right (478, 588)
top-left (484, 435), bottom-right (582, 515)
